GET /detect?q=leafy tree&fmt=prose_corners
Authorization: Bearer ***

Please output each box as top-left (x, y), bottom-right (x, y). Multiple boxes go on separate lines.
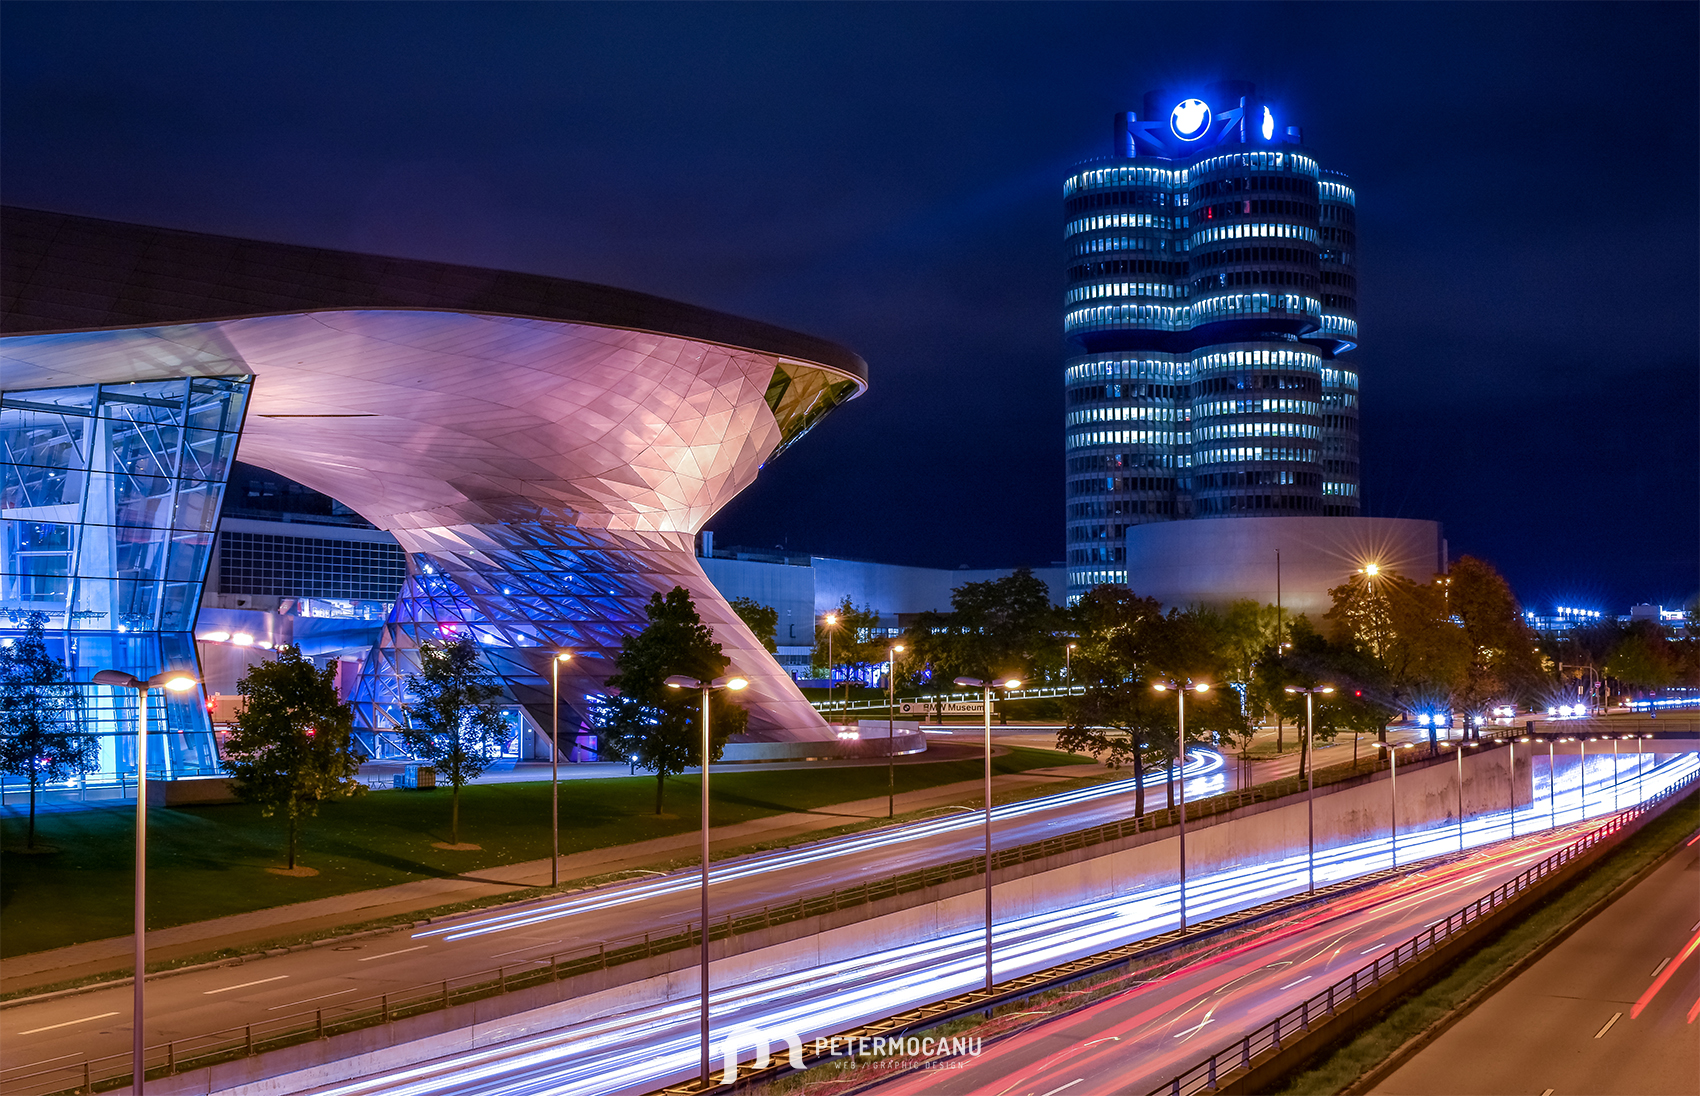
top-left (1262, 619), bottom-right (1395, 776)
top-left (399, 636), bottom-right (511, 844)
top-left (222, 645), bottom-right (366, 869)
top-left (729, 596), bottom-right (779, 654)
top-left (1606, 622), bottom-right (1677, 694)
top-left (0, 612), bottom-right (92, 849)
top-left (599, 586), bottom-right (748, 814)
top-left (905, 569), bottom-right (1059, 721)
top-left (1445, 556), bottom-right (1543, 724)
top-left (813, 596), bottom-right (883, 681)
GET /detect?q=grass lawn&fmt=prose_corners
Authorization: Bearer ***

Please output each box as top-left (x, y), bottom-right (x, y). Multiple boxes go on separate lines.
top-left (0, 746), bottom-right (1092, 958)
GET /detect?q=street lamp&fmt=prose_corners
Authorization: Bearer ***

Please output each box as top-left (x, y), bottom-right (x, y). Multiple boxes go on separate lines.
top-left (1443, 740), bottom-right (1481, 853)
top-left (1285, 685), bottom-right (1334, 894)
top-left (664, 672), bottom-right (748, 1089)
top-left (887, 644), bottom-right (905, 819)
top-left (549, 652), bottom-right (572, 886)
top-left (1065, 643), bottom-right (1076, 681)
top-left (1549, 737), bottom-right (1569, 830)
top-left (1372, 740), bottom-right (1415, 869)
top-left (821, 612), bottom-right (838, 687)
top-left (953, 675), bottom-right (1020, 994)
top-left (1154, 679), bottom-right (1209, 929)
top-left (1579, 737), bottom-right (1594, 823)
top-left (1511, 738), bottom-right (1528, 838)
top-left (1609, 735), bottom-right (1620, 812)
top-left (92, 668), bottom-right (199, 1095)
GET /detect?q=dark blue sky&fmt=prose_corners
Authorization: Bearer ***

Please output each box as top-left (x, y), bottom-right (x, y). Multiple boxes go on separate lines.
top-left (4, 2), bottom-right (1694, 612)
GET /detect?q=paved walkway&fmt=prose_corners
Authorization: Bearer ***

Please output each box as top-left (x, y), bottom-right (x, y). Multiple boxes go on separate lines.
top-left (1, 763), bottom-right (1099, 994)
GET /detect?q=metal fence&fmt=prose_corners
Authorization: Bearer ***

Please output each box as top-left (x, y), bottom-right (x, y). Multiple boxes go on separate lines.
top-left (1145, 765), bottom-right (1699, 1096)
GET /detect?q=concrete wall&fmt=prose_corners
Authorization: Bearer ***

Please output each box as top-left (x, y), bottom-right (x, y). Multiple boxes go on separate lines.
top-left (1124, 515), bottom-right (1445, 619)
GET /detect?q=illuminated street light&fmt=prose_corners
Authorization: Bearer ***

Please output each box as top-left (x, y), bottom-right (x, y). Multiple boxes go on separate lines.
top-left (549, 652), bottom-right (573, 886)
top-left (1285, 685), bottom-right (1334, 893)
top-left (1372, 740), bottom-right (1416, 868)
top-left (1443, 739), bottom-right (1482, 853)
top-left (887, 643), bottom-right (905, 819)
top-left (821, 612), bottom-right (839, 689)
top-left (1065, 643), bottom-right (1076, 681)
top-left (954, 675), bottom-right (1021, 993)
top-left (92, 669), bottom-right (200, 1095)
top-left (1154, 679), bottom-right (1210, 928)
top-left (664, 673), bottom-right (748, 1089)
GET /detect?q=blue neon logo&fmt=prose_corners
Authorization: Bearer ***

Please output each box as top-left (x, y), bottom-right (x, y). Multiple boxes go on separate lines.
top-left (1170, 99), bottom-right (1212, 141)
top-left (1261, 106), bottom-right (1275, 141)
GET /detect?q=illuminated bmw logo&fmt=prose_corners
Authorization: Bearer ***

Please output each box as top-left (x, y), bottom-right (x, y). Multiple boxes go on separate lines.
top-left (1261, 106), bottom-right (1275, 141)
top-left (1170, 98), bottom-right (1212, 141)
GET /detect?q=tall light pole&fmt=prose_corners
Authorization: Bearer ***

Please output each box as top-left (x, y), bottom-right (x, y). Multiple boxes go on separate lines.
top-left (954, 675), bottom-right (1020, 994)
top-left (1446, 740), bottom-right (1480, 853)
top-left (92, 668), bottom-right (200, 1096)
top-left (549, 651), bottom-right (572, 886)
top-left (664, 672), bottom-right (748, 1089)
top-left (1548, 737), bottom-right (1563, 830)
top-left (1154, 679), bottom-right (1209, 930)
top-left (1065, 643), bottom-right (1076, 681)
top-left (1510, 738), bottom-right (1523, 838)
top-left (887, 643), bottom-right (905, 819)
top-left (1610, 735), bottom-right (1620, 812)
top-left (822, 612), bottom-right (838, 689)
top-left (1285, 684), bottom-right (1334, 893)
top-left (1373, 741), bottom-right (1415, 869)
top-left (1579, 737), bottom-right (1591, 822)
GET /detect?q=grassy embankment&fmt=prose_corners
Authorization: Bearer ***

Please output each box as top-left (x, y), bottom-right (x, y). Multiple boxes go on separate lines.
top-left (0, 746), bottom-right (1094, 958)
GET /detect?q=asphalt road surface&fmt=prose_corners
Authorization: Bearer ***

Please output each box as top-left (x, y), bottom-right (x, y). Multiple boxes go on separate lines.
top-left (275, 757), bottom-right (1698, 1096)
top-left (1372, 831), bottom-right (1700, 1096)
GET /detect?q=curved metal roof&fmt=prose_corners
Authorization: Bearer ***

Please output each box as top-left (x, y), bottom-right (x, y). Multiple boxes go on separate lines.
top-left (0, 205), bottom-right (868, 388)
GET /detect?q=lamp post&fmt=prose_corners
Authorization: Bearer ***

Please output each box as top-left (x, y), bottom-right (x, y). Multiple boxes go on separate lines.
top-left (887, 644), bottom-right (905, 819)
top-left (1548, 737), bottom-right (1564, 830)
top-left (1372, 741), bottom-right (1415, 869)
top-left (1445, 740), bottom-right (1480, 853)
top-left (1579, 737), bottom-right (1592, 822)
top-left (822, 612), bottom-right (838, 688)
top-left (1610, 735), bottom-right (1620, 812)
top-left (1285, 685), bottom-right (1334, 893)
top-left (549, 652), bottom-right (572, 886)
top-left (1065, 643), bottom-right (1076, 681)
top-left (664, 672), bottom-right (748, 1089)
top-left (1511, 738), bottom-right (1526, 838)
top-left (1154, 679), bottom-right (1209, 930)
top-left (953, 675), bottom-right (1020, 994)
top-left (92, 668), bottom-right (200, 1096)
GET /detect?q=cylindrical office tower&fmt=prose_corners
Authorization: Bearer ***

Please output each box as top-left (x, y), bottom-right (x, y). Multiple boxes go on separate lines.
top-left (1062, 82), bottom-right (1362, 598)
top-left (1317, 170), bottom-right (1361, 514)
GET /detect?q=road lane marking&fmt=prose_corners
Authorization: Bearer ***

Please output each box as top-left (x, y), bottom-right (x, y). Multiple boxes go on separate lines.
top-left (1539, 1089), bottom-right (1554, 1096)
top-left (1172, 1017), bottom-right (1215, 1039)
top-left (1594, 1011), bottom-right (1622, 1039)
top-left (358, 945), bottom-right (428, 962)
top-left (1360, 943), bottom-right (1386, 954)
top-left (1081, 1036), bottom-right (1120, 1048)
top-left (205, 975), bottom-right (289, 995)
top-left (18, 1012), bottom-right (120, 1035)
top-left (1651, 957), bottom-right (1671, 978)
top-left (268, 988), bottom-right (357, 1010)
top-left (1036, 1081), bottom-right (1084, 1096)
top-left (1280, 976), bottom-right (1313, 990)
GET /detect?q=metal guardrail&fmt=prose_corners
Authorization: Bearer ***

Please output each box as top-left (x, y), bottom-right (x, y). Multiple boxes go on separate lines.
top-left (810, 684), bottom-right (1085, 714)
top-left (1146, 766), bottom-right (1700, 1096)
top-left (0, 734), bottom-right (1531, 1095)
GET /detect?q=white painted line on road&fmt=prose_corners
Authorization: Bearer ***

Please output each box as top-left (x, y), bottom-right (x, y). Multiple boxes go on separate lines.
top-left (205, 975), bottom-right (289, 995)
top-left (1594, 1011), bottom-right (1622, 1039)
top-left (268, 988), bottom-right (357, 1011)
top-left (1035, 1080), bottom-right (1084, 1096)
top-left (1651, 957), bottom-right (1672, 978)
top-left (1280, 976), bottom-right (1313, 990)
top-left (358, 945), bottom-right (428, 962)
top-left (492, 940), bottom-right (560, 959)
top-left (1361, 943), bottom-right (1386, 954)
top-left (18, 1011), bottom-right (119, 1035)
top-left (1172, 1018), bottom-right (1215, 1039)
top-left (1538, 1089), bottom-right (1554, 1096)
top-left (1080, 1036), bottom-right (1120, 1048)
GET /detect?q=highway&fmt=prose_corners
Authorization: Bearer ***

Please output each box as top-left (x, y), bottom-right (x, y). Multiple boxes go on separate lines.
top-left (1371, 829), bottom-right (1700, 1095)
top-left (275, 755), bottom-right (1699, 1096)
top-left (3, 749), bottom-right (1228, 1072)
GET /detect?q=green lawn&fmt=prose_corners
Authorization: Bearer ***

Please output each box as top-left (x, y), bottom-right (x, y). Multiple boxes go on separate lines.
top-left (0, 746), bottom-right (1091, 957)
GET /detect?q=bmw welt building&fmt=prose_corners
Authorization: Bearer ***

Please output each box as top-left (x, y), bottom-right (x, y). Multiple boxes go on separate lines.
top-left (0, 207), bottom-right (867, 780)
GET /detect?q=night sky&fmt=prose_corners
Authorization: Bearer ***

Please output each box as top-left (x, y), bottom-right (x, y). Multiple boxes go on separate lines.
top-left (4, 3), bottom-right (1694, 613)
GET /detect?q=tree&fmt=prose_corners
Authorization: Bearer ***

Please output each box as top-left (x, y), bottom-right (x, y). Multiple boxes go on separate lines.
top-left (221, 646), bottom-right (366, 869)
top-left (1445, 556), bottom-right (1543, 725)
top-left (813, 596), bottom-right (883, 681)
top-left (398, 636), bottom-right (512, 845)
top-left (0, 612), bottom-right (92, 849)
top-left (729, 596), bottom-right (779, 654)
top-left (598, 586), bottom-right (749, 814)
top-left (905, 569), bottom-right (1059, 722)
top-left (1606, 622), bottom-right (1677, 695)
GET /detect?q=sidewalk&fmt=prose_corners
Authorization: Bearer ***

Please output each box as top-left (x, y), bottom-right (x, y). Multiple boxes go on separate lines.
top-left (0, 763), bottom-right (1099, 995)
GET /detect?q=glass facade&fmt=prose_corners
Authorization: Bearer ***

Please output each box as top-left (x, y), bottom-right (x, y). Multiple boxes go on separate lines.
top-left (1062, 83), bottom-right (1361, 598)
top-left (0, 376), bottom-right (248, 789)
